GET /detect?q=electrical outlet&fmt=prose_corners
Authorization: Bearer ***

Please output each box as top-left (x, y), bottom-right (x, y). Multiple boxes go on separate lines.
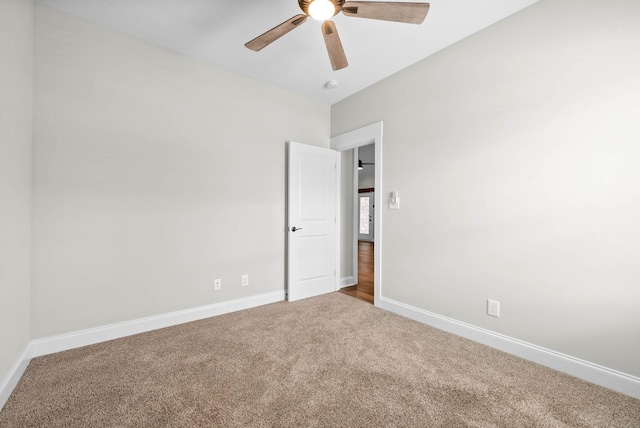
top-left (214, 279), bottom-right (222, 291)
top-left (487, 299), bottom-right (500, 317)
top-left (241, 274), bottom-right (249, 287)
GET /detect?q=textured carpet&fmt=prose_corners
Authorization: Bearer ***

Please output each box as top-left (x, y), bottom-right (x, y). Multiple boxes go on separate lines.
top-left (1, 292), bottom-right (639, 427)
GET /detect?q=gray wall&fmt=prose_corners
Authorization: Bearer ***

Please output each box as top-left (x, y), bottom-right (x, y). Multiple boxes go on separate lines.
top-left (32, 6), bottom-right (330, 338)
top-left (0, 0), bottom-right (33, 392)
top-left (332, 0), bottom-right (640, 377)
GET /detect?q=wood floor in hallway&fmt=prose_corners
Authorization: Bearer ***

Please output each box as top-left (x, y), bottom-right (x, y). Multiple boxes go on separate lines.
top-left (339, 241), bottom-right (374, 304)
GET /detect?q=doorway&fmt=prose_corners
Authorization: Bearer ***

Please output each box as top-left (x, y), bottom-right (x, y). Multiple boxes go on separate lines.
top-left (331, 122), bottom-right (382, 306)
top-left (341, 143), bottom-right (376, 304)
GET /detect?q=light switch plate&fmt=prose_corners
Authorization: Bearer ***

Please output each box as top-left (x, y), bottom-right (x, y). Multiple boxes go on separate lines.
top-left (389, 191), bottom-right (400, 210)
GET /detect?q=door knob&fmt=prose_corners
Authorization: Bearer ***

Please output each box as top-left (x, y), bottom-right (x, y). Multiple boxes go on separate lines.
top-left (291, 227), bottom-right (303, 232)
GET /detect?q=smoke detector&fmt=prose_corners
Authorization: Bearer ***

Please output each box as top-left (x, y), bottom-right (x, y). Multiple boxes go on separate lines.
top-left (325, 79), bottom-right (338, 89)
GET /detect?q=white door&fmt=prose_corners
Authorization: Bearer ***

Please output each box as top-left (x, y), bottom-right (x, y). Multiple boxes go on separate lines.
top-left (358, 192), bottom-right (374, 242)
top-left (287, 141), bottom-right (337, 302)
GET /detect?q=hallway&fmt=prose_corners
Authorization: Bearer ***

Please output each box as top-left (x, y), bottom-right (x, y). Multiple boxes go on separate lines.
top-left (339, 241), bottom-right (374, 304)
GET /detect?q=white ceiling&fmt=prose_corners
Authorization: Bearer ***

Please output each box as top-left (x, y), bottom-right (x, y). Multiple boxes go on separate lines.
top-left (37, 0), bottom-right (540, 105)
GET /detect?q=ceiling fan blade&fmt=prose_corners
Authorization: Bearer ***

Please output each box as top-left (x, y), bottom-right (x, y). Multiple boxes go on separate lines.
top-left (341, 1), bottom-right (430, 24)
top-left (245, 14), bottom-right (308, 51)
top-left (322, 20), bottom-right (348, 71)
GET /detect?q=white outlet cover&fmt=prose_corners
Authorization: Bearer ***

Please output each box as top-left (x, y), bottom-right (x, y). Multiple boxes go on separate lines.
top-left (487, 299), bottom-right (500, 317)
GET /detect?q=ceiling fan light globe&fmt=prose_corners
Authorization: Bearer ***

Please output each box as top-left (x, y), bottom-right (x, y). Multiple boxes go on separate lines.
top-left (308, 0), bottom-right (336, 21)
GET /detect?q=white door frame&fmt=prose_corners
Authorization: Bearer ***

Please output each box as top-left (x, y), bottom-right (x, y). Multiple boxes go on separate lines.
top-left (331, 122), bottom-right (383, 307)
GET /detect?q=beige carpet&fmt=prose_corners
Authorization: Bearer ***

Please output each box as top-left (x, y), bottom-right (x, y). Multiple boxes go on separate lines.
top-left (1, 293), bottom-right (639, 427)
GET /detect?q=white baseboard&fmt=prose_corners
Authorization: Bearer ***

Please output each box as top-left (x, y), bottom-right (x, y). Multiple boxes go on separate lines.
top-left (28, 290), bottom-right (285, 359)
top-left (340, 276), bottom-right (355, 288)
top-left (380, 297), bottom-right (640, 400)
top-left (0, 346), bottom-right (31, 411)
top-left (5, 292), bottom-right (637, 411)
top-left (2, 291), bottom-right (284, 411)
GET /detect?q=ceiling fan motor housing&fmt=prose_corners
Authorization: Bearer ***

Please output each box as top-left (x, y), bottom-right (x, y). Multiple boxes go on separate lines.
top-left (298, 0), bottom-right (345, 17)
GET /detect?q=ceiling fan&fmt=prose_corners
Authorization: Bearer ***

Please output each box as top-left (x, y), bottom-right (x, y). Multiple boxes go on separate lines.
top-left (245, 1), bottom-right (431, 71)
